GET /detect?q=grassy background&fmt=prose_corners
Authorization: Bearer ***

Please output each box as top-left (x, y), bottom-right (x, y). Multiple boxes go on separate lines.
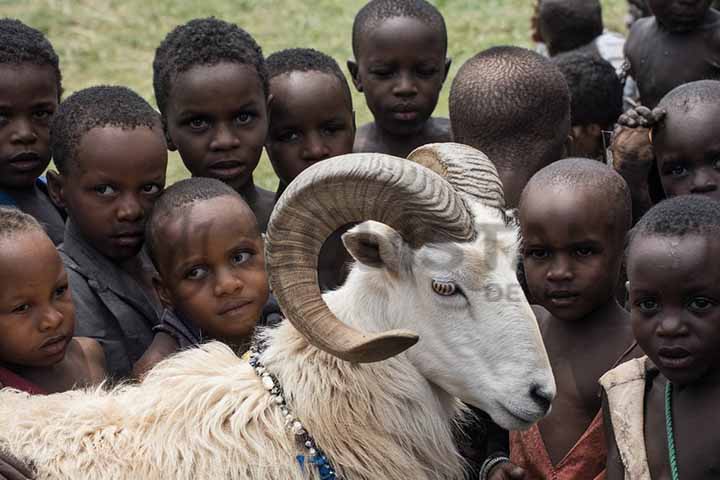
top-left (7, 0), bottom-right (627, 191)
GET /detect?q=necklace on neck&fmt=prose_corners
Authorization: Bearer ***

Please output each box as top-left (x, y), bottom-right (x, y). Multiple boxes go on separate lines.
top-left (665, 381), bottom-right (680, 480)
top-left (248, 342), bottom-right (339, 479)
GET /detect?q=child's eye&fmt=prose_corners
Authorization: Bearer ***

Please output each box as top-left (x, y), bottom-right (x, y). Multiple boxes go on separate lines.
top-left (713, 158), bottom-right (720, 170)
top-left (95, 185), bottom-right (116, 196)
top-left (669, 165), bottom-right (688, 177)
top-left (321, 123), bottom-right (347, 137)
top-left (636, 298), bottom-right (660, 314)
top-left (188, 118), bottom-right (209, 130)
top-left (32, 109), bottom-right (53, 121)
top-left (416, 66), bottom-right (439, 77)
top-left (53, 285), bottom-right (68, 299)
top-left (687, 296), bottom-right (716, 313)
top-left (12, 304), bottom-right (30, 314)
top-left (277, 130), bottom-right (300, 143)
top-left (231, 252), bottom-right (252, 265)
top-left (369, 67), bottom-right (394, 78)
top-left (235, 112), bottom-right (254, 126)
top-left (185, 266), bottom-right (208, 280)
top-left (141, 184), bottom-right (162, 195)
top-left (525, 248), bottom-right (549, 260)
top-left (575, 246), bottom-right (595, 257)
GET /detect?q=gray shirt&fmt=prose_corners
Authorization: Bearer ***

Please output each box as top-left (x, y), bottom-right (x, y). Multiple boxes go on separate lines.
top-left (59, 220), bottom-right (161, 379)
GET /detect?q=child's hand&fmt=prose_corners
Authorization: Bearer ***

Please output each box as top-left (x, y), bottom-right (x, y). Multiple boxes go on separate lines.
top-left (487, 461), bottom-right (527, 480)
top-left (610, 106), bottom-right (664, 184)
top-left (0, 451), bottom-right (34, 480)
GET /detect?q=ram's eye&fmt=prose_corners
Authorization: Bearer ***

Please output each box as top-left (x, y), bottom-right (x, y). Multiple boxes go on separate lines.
top-left (431, 279), bottom-right (457, 296)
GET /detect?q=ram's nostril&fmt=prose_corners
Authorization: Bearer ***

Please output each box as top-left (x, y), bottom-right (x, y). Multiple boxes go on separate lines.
top-left (530, 384), bottom-right (553, 412)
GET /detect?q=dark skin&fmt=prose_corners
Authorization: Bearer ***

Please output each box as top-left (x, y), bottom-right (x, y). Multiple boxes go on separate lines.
top-left (491, 184), bottom-right (638, 478)
top-left (625, 0), bottom-right (720, 109)
top-left (265, 70), bottom-right (355, 290)
top-left (606, 234), bottom-right (720, 479)
top-left (612, 100), bottom-right (720, 222)
top-left (47, 126), bottom-right (167, 295)
top-left (164, 62), bottom-right (275, 232)
top-left (0, 230), bottom-right (106, 393)
top-left (137, 196), bottom-right (269, 376)
top-left (0, 64), bottom-right (64, 241)
top-left (348, 16), bottom-right (451, 158)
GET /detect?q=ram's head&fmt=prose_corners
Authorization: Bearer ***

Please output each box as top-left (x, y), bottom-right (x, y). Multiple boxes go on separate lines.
top-left (266, 143), bottom-right (555, 430)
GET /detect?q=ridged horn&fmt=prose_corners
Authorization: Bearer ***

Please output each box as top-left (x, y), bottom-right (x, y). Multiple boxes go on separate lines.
top-left (266, 153), bottom-right (475, 363)
top-left (408, 143), bottom-right (505, 210)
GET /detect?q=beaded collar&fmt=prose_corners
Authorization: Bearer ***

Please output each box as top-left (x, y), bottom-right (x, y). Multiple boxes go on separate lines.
top-left (248, 341), bottom-right (339, 479)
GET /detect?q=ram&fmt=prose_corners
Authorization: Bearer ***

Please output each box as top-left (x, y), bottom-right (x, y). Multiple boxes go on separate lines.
top-left (0, 143), bottom-right (554, 480)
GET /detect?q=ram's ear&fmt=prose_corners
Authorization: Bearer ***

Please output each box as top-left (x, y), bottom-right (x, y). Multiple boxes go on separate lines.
top-left (342, 220), bottom-right (405, 274)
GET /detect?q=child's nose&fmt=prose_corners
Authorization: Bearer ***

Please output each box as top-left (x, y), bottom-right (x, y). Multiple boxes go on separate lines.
top-left (209, 123), bottom-right (241, 151)
top-left (10, 117), bottom-right (38, 145)
top-left (301, 134), bottom-right (330, 162)
top-left (392, 72), bottom-right (418, 97)
top-left (214, 268), bottom-right (243, 297)
top-left (657, 314), bottom-right (689, 337)
top-left (116, 194), bottom-right (143, 222)
top-left (690, 169), bottom-right (718, 194)
top-left (546, 256), bottom-right (573, 281)
top-left (37, 306), bottom-right (64, 332)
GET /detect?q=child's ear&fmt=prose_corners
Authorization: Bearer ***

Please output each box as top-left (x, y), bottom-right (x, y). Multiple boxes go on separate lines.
top-left (162, 118), bottom-right (177, 152)
top-left (347, 60), bottom-right (363, 92)
top-left (563, 134), bottom-right (574, 158)
top-left (152, 274), bottom-right (173, 308)
top-left (266, 93), bottom-right (274, 112)
top-left (45, 170), bottom-right (66, 209)
top-left (443, 57), bottom-right (452, 82)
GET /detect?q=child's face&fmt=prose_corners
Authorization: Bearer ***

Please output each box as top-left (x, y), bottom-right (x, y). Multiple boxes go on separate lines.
top-left (350, 16), bottom-right (449, 137)
top-left (155, 195), bottom-right (269, 343)
top-left (520, 186), bottom-right (624, 321)
top-left (655, 102), bottom-right (720, 202)
top-left (266, 71), bottom-right (355, 185)
top-left (0, 64), bottom-right (58, 189)
top-left (165, 63), bottom-right (268, 192)
top-left (0, 229), bottom-right (75, 368)
top-left (57, 126), bottom-right (167, 261)
top-left (628, 233), bottom-right (720, 386)
top-left (647, 0), bottom-right (713, 30)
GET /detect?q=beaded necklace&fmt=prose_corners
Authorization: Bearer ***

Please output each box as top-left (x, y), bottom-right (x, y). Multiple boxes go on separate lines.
top-left (665, 381), bottom-right (680, 480)
top-left (248, 343), bottom-right (339, 480)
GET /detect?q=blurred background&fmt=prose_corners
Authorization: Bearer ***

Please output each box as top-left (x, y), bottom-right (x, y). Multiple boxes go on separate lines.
top-left (6, 0), bottom-right (629, 190)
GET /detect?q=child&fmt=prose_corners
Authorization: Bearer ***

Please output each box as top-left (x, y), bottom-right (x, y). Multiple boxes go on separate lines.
top-left (348, 0), bottom-right (451, 158)
top-left (625, 0), bottom-right (720, 109)
top-left (487, 158), bottom-right (639, 480)
top-left (0, 207), bottom-right (105, 394)
top-left (45, 86), bottom-right (168, 380)
top-left (612, 80), bottom-right (720, 222)
top-left (153, 18), bottom-right (275, 232)
top-left (449, 46), bottom-right (571, 208)
top-left (0, 19), bottom-right (65, 245)
top-left (137, 177), bottom-right (271, 374)
top-left (265, 48), bottom-right (355, 291)
top-left (553, 50), bottom-right (623, 161)
top-left (602, 195), bottom-right (720, 479)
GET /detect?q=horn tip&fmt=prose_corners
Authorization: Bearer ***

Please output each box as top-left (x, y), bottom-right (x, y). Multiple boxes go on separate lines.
top-left (341, 330), bottom-right (419, 363)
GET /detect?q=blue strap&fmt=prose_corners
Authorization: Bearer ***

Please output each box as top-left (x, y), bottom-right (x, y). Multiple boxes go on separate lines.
top-left (0, 190), bottom-right (16, 206)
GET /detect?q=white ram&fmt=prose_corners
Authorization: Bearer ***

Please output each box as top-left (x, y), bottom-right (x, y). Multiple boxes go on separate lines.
top-left (0, 143), bottom-right (554, 480)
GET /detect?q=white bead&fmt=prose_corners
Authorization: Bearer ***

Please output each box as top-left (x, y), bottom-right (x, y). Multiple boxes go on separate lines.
top-left (274, 395), bottom-right (284, 404)
top-left (292, 421), bottom-right (306, 435)
top-left (309, 448), bottom-right (317, 456)
top-left (262, 375), bottom-right (275, 390)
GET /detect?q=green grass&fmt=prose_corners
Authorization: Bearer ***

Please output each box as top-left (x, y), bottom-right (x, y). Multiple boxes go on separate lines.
top-left (8, 0), bottom-right (627, 190)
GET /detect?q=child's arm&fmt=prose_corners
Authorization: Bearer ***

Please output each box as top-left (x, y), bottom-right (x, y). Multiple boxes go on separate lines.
top-left (74, 337), bottom-right (108, 386)
top-left (132, 332), bottom-right (179, 380)
top-left (602, 391), bottom-right (625, 480)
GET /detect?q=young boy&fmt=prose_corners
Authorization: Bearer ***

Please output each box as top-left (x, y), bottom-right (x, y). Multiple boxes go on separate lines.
top-left (0, 19), bottom-right (65, 245)
top-left (0, 207), bottom-right (105, 394)
top-left (153, 18), bottom-right (275, 232)
top-left (449, 46), bottom-right (571, 208)
top-left (612, 80), bottom-right (720, 222)
top-left (625, 0), bottom-right (720, 109)
top-left (348, 0), bottom-right (451, 158)
top-left (553, 50), bottom-right (623, 161)
top-left (46, 86), bottom-right (168, 380)
top-left (487, 158), bottom-right (639, 480)
top-left (602, 195), bottom-right (720, 478)
top-left (265, 48), bottom-right (356, 290)
top-left (136, 177), bottom-right (271, 374)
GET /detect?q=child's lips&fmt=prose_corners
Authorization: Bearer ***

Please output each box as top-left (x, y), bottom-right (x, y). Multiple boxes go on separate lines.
top-left (546, 290), bottom-right (580, 306)
top-left (218, 299), bottom-right (254, 316)
top-left (40, 334), bottom-right (70, 356)
top-left (111, 230), bottom-right (144, 247)
top-left (8, 151), bottom-right (43, 172)
top-left (207, 160), bottom-right (246, 179)
top-left (657, 346), bottom-right (693, 369)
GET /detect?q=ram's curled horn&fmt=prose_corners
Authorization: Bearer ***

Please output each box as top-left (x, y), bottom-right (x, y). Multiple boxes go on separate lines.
top-left (266, 153), bottom-right (475, 363)
top-left (408, 143), bottom-right (506, 210)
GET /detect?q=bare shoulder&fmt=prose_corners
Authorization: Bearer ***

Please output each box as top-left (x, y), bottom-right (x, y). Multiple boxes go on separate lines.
top-left (353, 122), bottom-right (380, 153)
top-left (531, 304), bottom-right (551, 332)
top-left (625, 17), bottom-right (654, 58)
top-left (426, 117), bottom-right (452, 143)
top-left (72, 337), bottom-right (107, 385)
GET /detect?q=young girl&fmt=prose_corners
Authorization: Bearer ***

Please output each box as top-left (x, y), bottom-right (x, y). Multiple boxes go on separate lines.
top-left (0, 207), bottom-right (105, 394)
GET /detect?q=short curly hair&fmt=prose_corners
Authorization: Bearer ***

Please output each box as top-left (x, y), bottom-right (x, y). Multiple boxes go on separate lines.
top-left (0, 206), bottom-right (44, 241)
top-left (628, 195), bottom-right (720, 248)
top-left (553, 49), bottom-right (623, 129)
top-left (50, 85), bottom-right (161, 174)
top-left (450, 46), bottom-right (570, 176)
top-left (153, 17), bottom-right (268, 115)
top-left (352, 0), bottom-right (447, 58)
top-left (0, 18), bottom-right (62, 97)
top-left (266, 48), bottom-right (352, 104)
top-left (537, 0), bottom-right (603, 55)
